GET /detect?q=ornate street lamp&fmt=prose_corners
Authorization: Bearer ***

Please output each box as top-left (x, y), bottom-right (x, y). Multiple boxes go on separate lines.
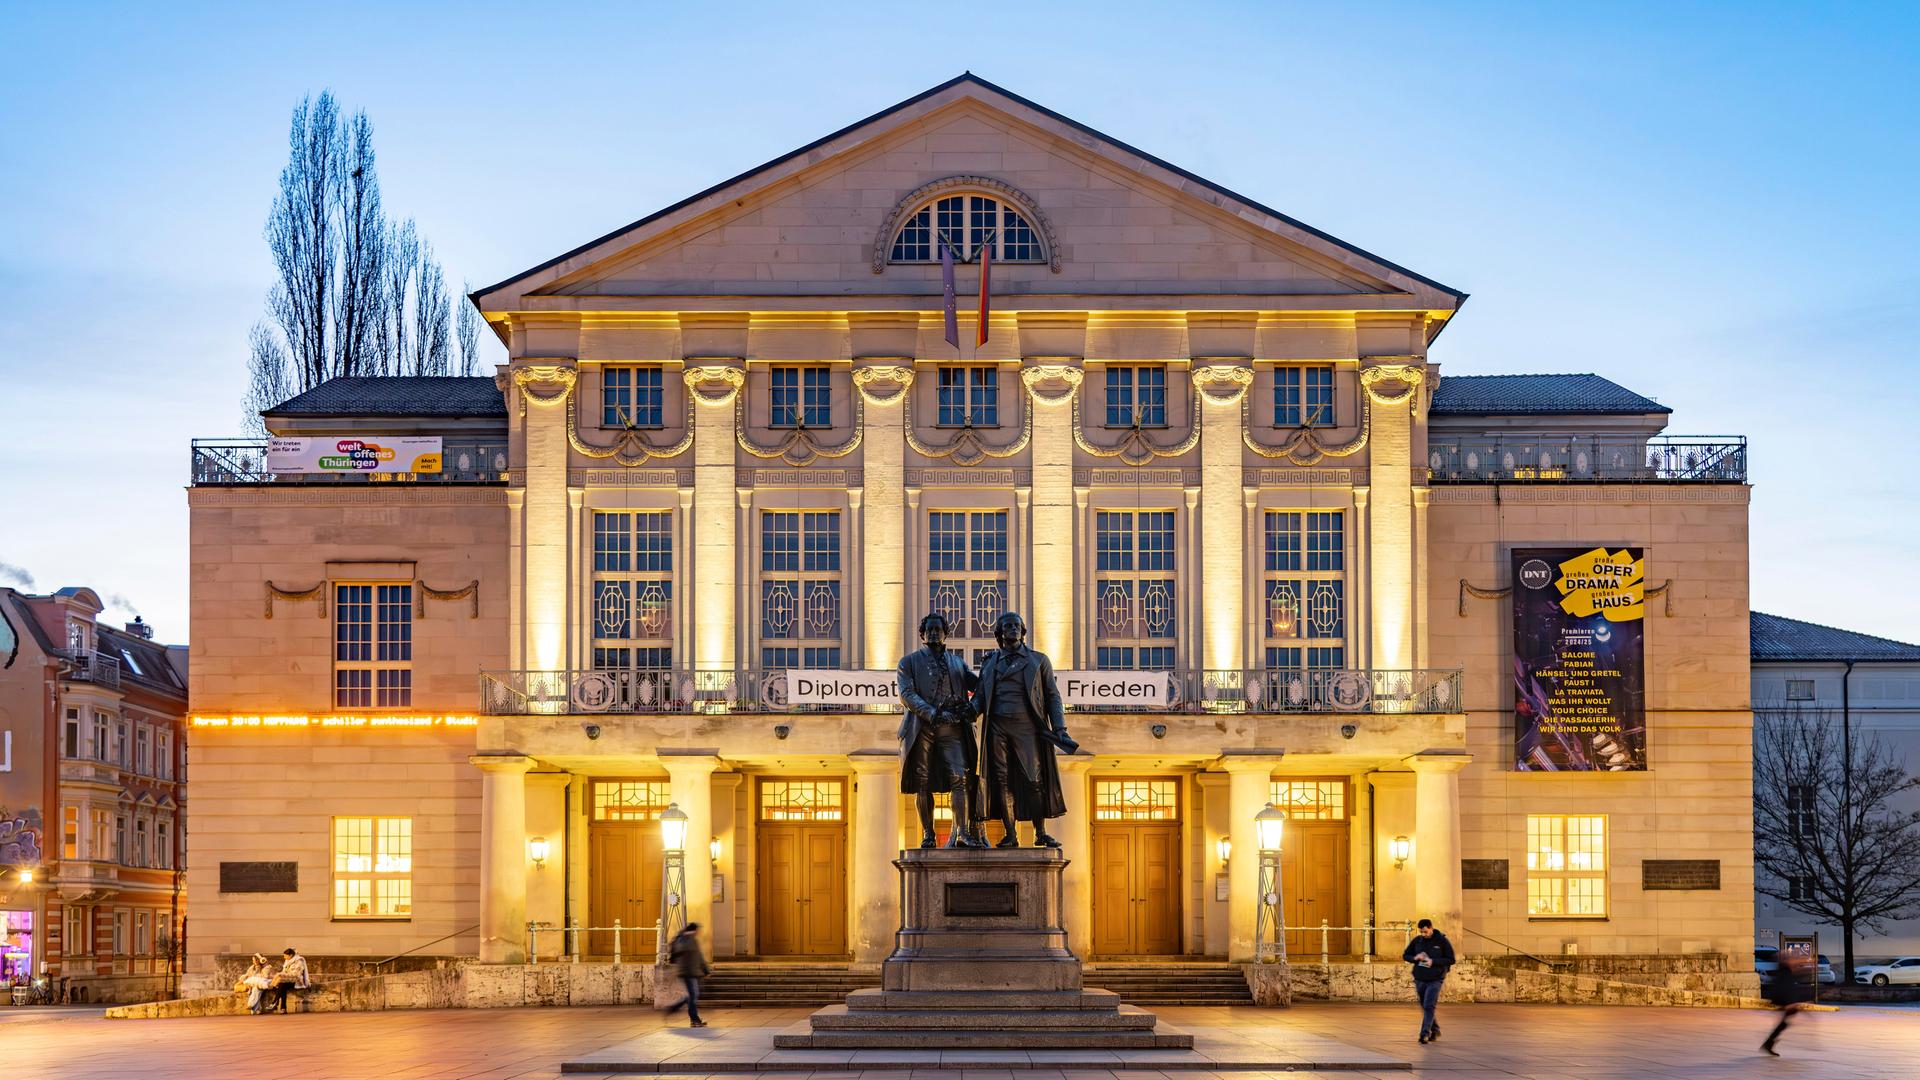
top-left (658, 802), bottom-right (689, 961)
top-left (1254, 803), bottom-right (1288, 963)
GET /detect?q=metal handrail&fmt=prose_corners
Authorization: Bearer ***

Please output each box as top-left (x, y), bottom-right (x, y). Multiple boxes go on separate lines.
top-left (361, 923), bottom-right (480, 976)
top-left (1454, 923), bottom-right (1572, 972)
top-left (525, 919), bottom-right (662, 965)
top-left (479, 666), bottom-right (1463, 717)
top-left (1296, 920), bottom-right (1418, 965)
top-left (1427, 434), bottom-right (1747, 483)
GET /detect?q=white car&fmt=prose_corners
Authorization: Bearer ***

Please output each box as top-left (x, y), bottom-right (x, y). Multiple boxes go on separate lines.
top-left (1853, 956), bottom-right (1920, 985)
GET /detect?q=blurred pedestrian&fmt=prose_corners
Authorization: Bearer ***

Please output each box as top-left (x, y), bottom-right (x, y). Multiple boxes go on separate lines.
top-left (1762, 949), bottom-right (1815, 1056)
top-left (663, 922), bottom-right (710, 1028)
top-left (1402, 918), bottom-right (1455, 1044)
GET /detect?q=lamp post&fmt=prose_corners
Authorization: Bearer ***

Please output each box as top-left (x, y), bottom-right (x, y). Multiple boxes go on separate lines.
top-left (658, 802), bottom-right (689, 962)
top-left (1253, 802), bottom-right (1287, 963)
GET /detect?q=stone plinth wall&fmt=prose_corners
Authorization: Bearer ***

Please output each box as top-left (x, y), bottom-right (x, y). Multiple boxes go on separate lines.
top-left (106, 961), bottom-right (672, 1019)
top-left (1279, 955), bottom-right (1763, 1007)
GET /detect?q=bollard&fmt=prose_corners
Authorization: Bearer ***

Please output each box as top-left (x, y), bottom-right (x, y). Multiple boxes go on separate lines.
top-left (569, 919), bottom-right (580, 964)
top-left (1321, 919), bottom-right (1330, 966)
top-left (613, 918), bottom-right (622, 966)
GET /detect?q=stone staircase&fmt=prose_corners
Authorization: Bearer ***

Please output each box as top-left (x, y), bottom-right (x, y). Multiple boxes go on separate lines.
top-left (700, 962), bottom-right (872, 1007)
top-left (1082, 961), bottom-right (1254, 1005)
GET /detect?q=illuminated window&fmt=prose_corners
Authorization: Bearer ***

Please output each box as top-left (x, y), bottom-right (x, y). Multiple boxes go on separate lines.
top-left (334, 584), bottom-right (412, 709)
top-left (1093, 779), bottom-right (1180, 821)
top-left (888, 193), bottom-right (1044, 264)
top-left (1526, 814), bottom-right (1608, 918)
top-left (592, 781), bottom-right (672, 822)
top-left (62, 805), bottom-right (79, 859)
top-left (333, 816), bottom-right (413, 919)
top-left (1263, 512), bottom-right (1345, 674)
top-left (1274, 366), bottom-right (1335, 427)
top-left (592, 511), bottom-right (674, 674)
top-left (759, 779), bottom-right (845, 821)
top-left (90, 809), bottom-right (111, 860)
top-left (1105, 365), bottom-right (1167, 427)
top-left (1094, 511), bottom-right (1177, 670)
top-left (936, 366), bottom-right (999, 426)
top-left (1270, 780), bottom-right (1346, 821)
top-left (770, 366), bottom-right (831, 428)
top-left (928, 510), bottom-right (1008, 664)
top-left (760, 511), bottom-right (842, 669)
top-left (602, 366), bottom-right (664, 428)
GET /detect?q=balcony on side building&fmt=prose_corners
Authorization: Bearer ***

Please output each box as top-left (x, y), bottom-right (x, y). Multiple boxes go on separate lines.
top-left (478, 666), bottom-right (1463, 717)
top-left (66, 650), bottom-right (121, 688)
top-left (1426, 434), bottom-right (1747, 483)
top-left (190, 437), bottom-right (509, 485)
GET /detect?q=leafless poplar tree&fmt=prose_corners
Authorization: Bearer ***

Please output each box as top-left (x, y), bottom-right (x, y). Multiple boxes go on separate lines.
top-left (456, 283), bottom-right (482, 376)
top-left (378, 217), bottom-right (419, 374)
top-left (262, 92), bottom-right (341, 393)
top-left (241, 323), bottom-right (293, 435)
top-left (1754, 703), bottom-right (1920, 982)
top-left (412, 246), bottom-right (452, 376)
top-left (333, 111), bottom-right (385, 378)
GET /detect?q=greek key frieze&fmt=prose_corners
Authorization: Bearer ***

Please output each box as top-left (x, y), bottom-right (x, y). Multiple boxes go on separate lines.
top-left (906, 468), bottom-right (1017, 486)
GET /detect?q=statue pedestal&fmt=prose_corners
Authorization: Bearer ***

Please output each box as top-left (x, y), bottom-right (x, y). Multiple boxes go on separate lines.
top-left (775, 847), bottom-right (1192, 1049)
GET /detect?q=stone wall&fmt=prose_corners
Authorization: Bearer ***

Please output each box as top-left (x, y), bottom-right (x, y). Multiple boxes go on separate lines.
top-left (108, 960), bottom-right (671, 1019)
top-left (1280, 954), bottom-right (1763, 1007)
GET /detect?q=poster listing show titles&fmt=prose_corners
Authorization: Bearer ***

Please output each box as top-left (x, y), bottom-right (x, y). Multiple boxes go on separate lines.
top-left (1512, 546), bottom-right (1647, 771)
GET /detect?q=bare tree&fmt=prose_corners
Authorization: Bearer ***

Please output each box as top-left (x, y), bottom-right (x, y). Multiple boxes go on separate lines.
top-left (333, 111), bottom-right (385, 378)
top-left (242, 322), bottom-right (293, 435)
top-left (263, 93), bottom-right (341, 392)
top-left (411, 246), bottom-right (452, 375)
top-left (1754, 703), bottom-right (1920, 982)
top-left (377, 217), bottom-right (419, 375)
top-left (456, 283), bottom-right (481, 376)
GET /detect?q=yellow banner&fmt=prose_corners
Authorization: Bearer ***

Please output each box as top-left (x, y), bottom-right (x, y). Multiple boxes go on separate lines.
top-left (1554, 547), bottom-right (1644, 622)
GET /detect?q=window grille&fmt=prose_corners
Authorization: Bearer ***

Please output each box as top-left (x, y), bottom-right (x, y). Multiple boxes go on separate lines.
top-left (1526, 814), bottom-right (1608, 917)
top-left (1274, 365), bottom-right (1334, 426)
top-left (936, 366), bottom-right (999, 426)
top-left (334, 584), bottom-right (412, 709)
top-left (592, 781), bottom-right (673, 821)
top-left (592, 511), bottom-right (674, 672)
top-left (761, 511), bottom-right (842, 668)
top-left (1104, 365), bottom-right (1167, 427)
top-left (602, 366), bottom-right (665, 427)
top-left (1270, 780), bottom-right (1346, 820)
top-left (888, 194), bottom-right (1044, 264)
top-left (1093, 779), bottom-right (1180, 820)
top-left (927, 510), bottom-right (1008, 661)
top-left (1094, 511), bottom-right (1177, 669)
top-left (759, 779), bottom-right (845, 821)
top-left (770, 366), bottom-right (832, 428)
top-left (1263, 512), bottom-right (1345, 673)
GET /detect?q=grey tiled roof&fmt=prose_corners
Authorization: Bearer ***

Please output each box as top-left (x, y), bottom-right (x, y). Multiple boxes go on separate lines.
top-left (266, 377), bottom-right (506, 418)
top-left (1752, 612), bottom-right (1920, 662)
top-left (1430, 374), bottom-right (1670, 416)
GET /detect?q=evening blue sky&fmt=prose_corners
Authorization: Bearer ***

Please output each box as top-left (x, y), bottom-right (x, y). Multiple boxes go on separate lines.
top-left (1, 2), bottom-right (1915, 644)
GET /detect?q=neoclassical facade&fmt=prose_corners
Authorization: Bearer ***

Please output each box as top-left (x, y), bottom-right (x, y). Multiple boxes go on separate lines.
top-left (182, 76), bottom-right (1755, 993)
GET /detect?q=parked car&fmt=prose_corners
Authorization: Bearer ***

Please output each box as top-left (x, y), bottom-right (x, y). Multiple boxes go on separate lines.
top-left (1853, 957), bottom-right (1920, 985)
top-left (1817, 954), bottom-right (1837, 985)
top-left (1755, 947), bottom-right (1781, 986)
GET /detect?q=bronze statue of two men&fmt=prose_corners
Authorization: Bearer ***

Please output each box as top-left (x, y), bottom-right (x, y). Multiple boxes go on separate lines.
top-left (897, 611), bottom-right (1078, 850)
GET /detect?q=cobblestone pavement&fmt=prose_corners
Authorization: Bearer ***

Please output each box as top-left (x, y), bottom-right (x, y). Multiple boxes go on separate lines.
top-left (9, 1002), bottom-right (1916, 1079)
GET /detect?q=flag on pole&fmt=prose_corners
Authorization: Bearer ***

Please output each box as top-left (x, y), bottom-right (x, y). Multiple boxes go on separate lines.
top-left (976, 235), bottom-right (992, 347)
top-left (939, 232), bottom-right (959, 349)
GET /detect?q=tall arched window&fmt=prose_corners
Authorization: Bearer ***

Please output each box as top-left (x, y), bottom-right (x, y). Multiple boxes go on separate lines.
top-left (889, 193), bottom-right (1044, 264)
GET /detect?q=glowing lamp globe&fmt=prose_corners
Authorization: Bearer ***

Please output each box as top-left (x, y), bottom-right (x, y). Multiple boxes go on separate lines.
top-left (660, 802), bottom-right (689, 853)
top-left (1254, 802), bottom-right (1286, 853)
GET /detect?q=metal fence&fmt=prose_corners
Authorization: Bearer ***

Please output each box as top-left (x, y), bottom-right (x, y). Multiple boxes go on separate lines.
top-left (1427, 435), bottom-right (1746, 483)
top-left (525, 920), bottom-right (662, 965)
top-left (190, 438), bottom-right (509, 484)
top-left (479, 666), bottom-right (1462, 716)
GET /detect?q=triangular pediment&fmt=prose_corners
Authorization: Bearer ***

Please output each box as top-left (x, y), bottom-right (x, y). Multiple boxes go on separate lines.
top-left (476, 75), bottom-right (1462, 313)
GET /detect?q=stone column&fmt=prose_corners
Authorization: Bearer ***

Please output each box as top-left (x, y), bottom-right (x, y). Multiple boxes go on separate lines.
top-left (1361, 364), bottom-right (1424, 673)
top-left (855, 366), bottom-right (914, 669)
top-left (1412, 485), bottom-right (1431, 672)
top-left (663, 752), bottom-right (720, 934)
top-left (524, 772), bottom-right (571, 945)
top-left (684, 366), bottom-right (745, 672)
top-left (1055, 756), bottom-right (1095, 958)
top-left (565, 773), bottom-right (591, 948)
top-left (1022, 365), bottom-right (1083, 662)
top-left (472, 754), bottom-right (534, 964)
top-left (512, 364), bottom-right (577, 674)
top-left (848, 750), bottom-right (902, 968)
top-left (1408, 752), bottom-right (1470, 933)
top-left (1193, 365), bottom-right (1254, 673)
top-left (1222, 754), bottom-right (1282, 962)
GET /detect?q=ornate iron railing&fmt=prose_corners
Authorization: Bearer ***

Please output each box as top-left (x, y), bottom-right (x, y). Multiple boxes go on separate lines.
top-left (478, 666), bottom-right (1462, 716)
top-left (67, 650), bottom-right (122, 688)
top-left (190, 438), bottom-right (509, 484)
top-left (1427, 435), bottom-right (1746, 483)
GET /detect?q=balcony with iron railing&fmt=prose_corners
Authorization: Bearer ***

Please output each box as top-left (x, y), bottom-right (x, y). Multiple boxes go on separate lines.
top-left (190, 438), bottom-right (509, 485)
top-left (478, 666), bottom-right (1462, 716)
top-left (1426, 435), bottom-right (1746, 483)
top-left (66, 650), bottom-right (121, 688)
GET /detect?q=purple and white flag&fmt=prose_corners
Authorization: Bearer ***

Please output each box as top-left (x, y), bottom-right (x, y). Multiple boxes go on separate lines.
top-left (939, 232), bottom-right (959, 348)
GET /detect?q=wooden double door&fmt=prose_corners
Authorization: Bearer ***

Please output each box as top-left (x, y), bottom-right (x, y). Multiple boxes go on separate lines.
top-left (756, 821), bottom-right (847, 956)
top-left (588, 825), bottom-right (663, 958)
top-left (1281, 821), bottom-right (1351, 957)
top-left (1091, 822), bottom-right (1182, 956)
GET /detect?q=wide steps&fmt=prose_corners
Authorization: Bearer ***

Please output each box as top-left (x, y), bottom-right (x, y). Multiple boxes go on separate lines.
top-left (807, 1002), bottom-right (1158, 1030)
top-left (773, 1027), bottom-right (1192, 1049)
top-left (1082, 963), bottom-right (1253, 1005)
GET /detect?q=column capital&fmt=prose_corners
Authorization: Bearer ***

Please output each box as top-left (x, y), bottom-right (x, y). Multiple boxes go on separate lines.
top-left (1367, 770), bottom-right (1416, 790)
top-left (852, 363), bottom-right (915, 405)
top-left (525, 771), bottom-right (571, 790)
top-left (1021, 363), bottom-right (1083, 405)
top-left (659, 751), bottom-right (722, 777)
top-left (1406, 752), bottom-right (1472, 774)
top-left (1219, 751), bottom-right (1286, 775)
top-left (684, 363), bottom-right (746, 406)
top-left (1191, 362), bottom-right (1254, 405)
top-left (847, 750), bottom-right (898, 774)
top-left (470, 754), bottom-right (535, 774)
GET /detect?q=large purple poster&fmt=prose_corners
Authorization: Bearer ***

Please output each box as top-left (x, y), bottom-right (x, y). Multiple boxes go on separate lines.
top-left (1512, 547), bottom-right (1647, 771)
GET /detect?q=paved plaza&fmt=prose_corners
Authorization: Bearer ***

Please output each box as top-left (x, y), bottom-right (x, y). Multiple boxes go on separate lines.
top-left (8, 1003), bottom-right (1919, 1079)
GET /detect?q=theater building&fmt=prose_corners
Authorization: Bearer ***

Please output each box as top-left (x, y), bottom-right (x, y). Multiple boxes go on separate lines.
top-left (183, 76), bottom-right (1756, 998)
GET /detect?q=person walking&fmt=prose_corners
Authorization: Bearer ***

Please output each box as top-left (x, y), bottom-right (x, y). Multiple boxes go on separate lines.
top-left (1402, 918), bottom-right (1455, 1044)
top-left (1762, 948), bottom-right (1815, 1056)
top-left (664, 923), bottom-right (710, 1028)
top-left (271, 947), bottom-right (309, 1013)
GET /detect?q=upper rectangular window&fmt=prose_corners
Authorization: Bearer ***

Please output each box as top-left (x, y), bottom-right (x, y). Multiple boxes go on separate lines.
top-left (1271, 780), bottom-right (1346, 820)
top-left (157, 820), bottom-right (172, 869)
top-left (335, 584), bottom-right (413, 710)
top-left (927, 510), bottom-right (1009, 661)
top-left (1093, 511), bottom-right (1177, 669)
top-left (602, 366), bottom-right (664, 428)
top-left (1263, 511), bottom-right (1346, 671)
top-left (1274, 366), bottom-right (1335, 427)
top-left (1105, 365), bottom-right (1167, 427)
top-left (1526, 814), bottom-right (1608, 917)
top-left (1785, 679), bottom-right (1815, 701)
top-left (1787, 784), bottom-right (1817, 841)
top-left (770, 366), bottom-right (831, 428)
top-left (62, 805), bottom-right (79, 859)
top-left (936, 366), bottom-right (999, 427)
top-left (333, 816), bottom-right (413, 919)
top-left (93, 712), bottom-right (110, 763)
top-left (156, 731), bottom-right (172, 780)
top-left (591, 511), bottom-right (674, 671)
top-left (63, 709), bottom-right (79, 759)
top-left (760, 511), bottom-right (842, 668)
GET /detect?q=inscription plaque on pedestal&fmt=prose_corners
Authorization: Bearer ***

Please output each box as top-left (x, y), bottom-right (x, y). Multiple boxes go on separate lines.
top-left (944, 881), bottom-right (1018, 917)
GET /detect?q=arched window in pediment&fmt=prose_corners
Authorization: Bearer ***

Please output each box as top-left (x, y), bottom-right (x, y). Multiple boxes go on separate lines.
top-left (887, 191), bottom-right (1046, 265)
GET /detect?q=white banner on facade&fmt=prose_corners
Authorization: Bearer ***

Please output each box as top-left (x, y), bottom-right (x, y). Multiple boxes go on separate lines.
top-left (266, 436), bottom-right (443, 475)
top-left (1058, 670), bottom-right (1173, 708)
top-left (785, 669), bottom-right (899, 707)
